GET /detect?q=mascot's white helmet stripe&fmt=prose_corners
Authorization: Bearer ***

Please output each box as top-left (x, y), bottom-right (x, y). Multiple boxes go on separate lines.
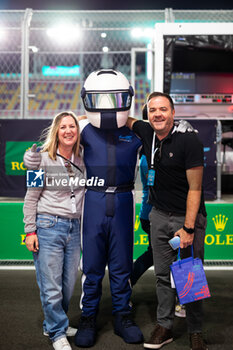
top-left (81, 69), bottom-right (134, 129)
top-left (83, 69), bottom-right (132, 91)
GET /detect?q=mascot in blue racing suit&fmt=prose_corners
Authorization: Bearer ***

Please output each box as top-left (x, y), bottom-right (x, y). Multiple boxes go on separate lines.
top-left (76, 69), bottom-right (143, 346)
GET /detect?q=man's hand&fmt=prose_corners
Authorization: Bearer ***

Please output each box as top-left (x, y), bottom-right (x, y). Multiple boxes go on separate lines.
top-left (126, 116), bottom-right (137, 130)
top-left (77, 115), bottom-right (87, 121)
top-left (23, 143), bottom-right (41, 170)
top-left (174, 228), bottom-right (194, 249)
top-left (25, 235), bottom-right (39, 252)
top-left (174, 166), bottom-right (202, 249)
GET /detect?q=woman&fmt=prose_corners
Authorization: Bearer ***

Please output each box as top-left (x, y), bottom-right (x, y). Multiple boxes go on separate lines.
top-left (23, 111), bottom-right (85, 350)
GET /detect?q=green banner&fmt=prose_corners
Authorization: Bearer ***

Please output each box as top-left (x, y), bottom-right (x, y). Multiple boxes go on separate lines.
top-left (0, 202), bottom-right (233, 261)
top-left (0, 203), bottom-right (31, 260)
top-left (5, 141), bottom-right (40, 176)
top-left (203, 203), bottom-right (233, 260)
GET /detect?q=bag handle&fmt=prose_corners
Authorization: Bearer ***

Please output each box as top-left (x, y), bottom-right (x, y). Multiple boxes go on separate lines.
top-left (177, 245), bottom-right (194, 267)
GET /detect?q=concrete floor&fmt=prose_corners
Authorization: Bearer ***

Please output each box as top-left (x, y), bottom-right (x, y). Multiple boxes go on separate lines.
top-left (0, 269), bottom-right (232, 350)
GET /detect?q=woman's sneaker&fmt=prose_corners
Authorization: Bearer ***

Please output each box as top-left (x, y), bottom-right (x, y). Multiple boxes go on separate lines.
top-left (52, 336), bottom-right (71, 350)
top-left (43, 326), bottom-right (77, 337)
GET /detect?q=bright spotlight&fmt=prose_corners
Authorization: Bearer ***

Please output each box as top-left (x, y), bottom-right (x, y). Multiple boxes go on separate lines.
top-left (46, 24), bottom-right (81, 43)
top-left (102, 46), bottom-right (109, 52)
top-left (131, 28), bottom-right (143, 38)
top-left (101, 32), bottom-right (107, 38)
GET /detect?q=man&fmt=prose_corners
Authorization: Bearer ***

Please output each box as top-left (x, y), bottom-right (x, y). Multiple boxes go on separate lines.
top-left (127, 92), bottom-right (208, 350)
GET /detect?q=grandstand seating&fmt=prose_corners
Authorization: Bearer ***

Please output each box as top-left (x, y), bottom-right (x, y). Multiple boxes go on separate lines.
top-left (0, 79), bottom-right (150, 117)
top-left (134, 79), bottom-right (150, 112)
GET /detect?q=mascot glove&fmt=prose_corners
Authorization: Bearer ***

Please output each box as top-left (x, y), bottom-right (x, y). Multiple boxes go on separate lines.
top-left (174, 120), bottom-right (197, 134)
top-left (23, 143), bottom-right (41, 170)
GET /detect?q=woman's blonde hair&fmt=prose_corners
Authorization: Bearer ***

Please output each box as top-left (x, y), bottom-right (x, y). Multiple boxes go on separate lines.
top-left (40, 111), bottom-right (80, 160)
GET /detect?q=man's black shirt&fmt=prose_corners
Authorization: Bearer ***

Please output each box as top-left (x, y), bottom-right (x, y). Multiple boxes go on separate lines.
top-left (133, 120), bottom-right (206, 216)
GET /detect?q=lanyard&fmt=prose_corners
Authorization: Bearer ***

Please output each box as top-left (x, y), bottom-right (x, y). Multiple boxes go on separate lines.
top-left (56, 153), bottom-right (83, 173)
top-left (150, 132), bottom-right (158, 169)
top-left (57, 150), bottom-right (77, 214)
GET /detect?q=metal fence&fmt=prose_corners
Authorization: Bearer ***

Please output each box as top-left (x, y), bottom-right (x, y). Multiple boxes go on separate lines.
top-left (0, 8), bottom-right (233, 119)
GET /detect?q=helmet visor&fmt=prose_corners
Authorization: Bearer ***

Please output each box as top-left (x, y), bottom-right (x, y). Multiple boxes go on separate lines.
top-left (83, 91), bottom-right (132, 111)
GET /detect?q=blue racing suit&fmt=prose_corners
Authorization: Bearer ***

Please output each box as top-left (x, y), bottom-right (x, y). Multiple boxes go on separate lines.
top-left (79, 119), bottom-right (142, 316)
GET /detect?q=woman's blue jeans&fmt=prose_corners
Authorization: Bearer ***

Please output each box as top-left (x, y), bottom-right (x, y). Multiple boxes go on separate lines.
top-left (33, 214), bottom-right (81, 342)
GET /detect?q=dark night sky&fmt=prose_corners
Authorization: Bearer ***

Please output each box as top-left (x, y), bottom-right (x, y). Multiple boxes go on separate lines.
top-left (0, 0), bottom-right (232, 10)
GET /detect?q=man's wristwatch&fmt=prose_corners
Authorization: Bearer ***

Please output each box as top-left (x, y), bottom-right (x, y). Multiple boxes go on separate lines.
top-left (183, 225), bottom-right (194, 234)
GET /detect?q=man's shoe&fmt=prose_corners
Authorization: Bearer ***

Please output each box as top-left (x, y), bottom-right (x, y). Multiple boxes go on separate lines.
top-left (52, 336), bottom-right (72, 350)
top-left (114, 311), bottom-right (144, 344)
top-left (190, 333), bottom-right (208, 350)
top-left (74, 315), bottom-right (97, 347)
top-left (144, 324), bottom-right (173, 349)
top-left (43, 326), bottom-right (77, 337)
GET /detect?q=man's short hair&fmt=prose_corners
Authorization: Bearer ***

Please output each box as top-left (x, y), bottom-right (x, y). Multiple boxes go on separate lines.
top-left (147, 92), bottom-right (174, 111)
top-left (142, 103), bottom-right (148, 120)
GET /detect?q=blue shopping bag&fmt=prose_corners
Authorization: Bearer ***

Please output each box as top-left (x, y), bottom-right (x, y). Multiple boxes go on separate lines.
top-left (170, 246), bottom-right (211, 305)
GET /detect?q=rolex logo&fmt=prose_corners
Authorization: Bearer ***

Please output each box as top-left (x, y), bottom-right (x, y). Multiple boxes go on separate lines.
top-left (212, 214), bottom-right (228, 232)
top-left (134, 215), bottom-right (140, 231)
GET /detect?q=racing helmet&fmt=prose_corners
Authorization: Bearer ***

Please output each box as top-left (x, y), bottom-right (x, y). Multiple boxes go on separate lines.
top-left (81, 69), bottom-right (134, 129)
